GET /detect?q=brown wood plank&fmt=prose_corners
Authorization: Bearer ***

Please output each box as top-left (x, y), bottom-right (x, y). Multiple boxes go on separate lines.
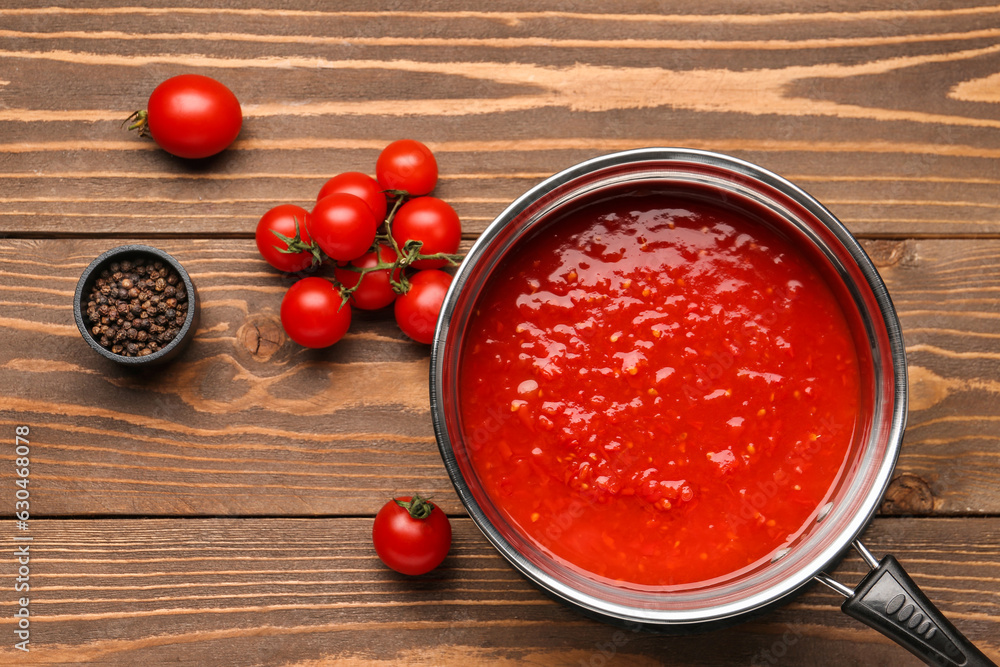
top-left (1, 2), bottom-right (998, 666)
top-left (0, 2), bottom-right (997, 664)
top-left (2, 3), bottom-right (1000, 237)
top-left (0, 517), bottom-right (995, 665)
top-left (0, 237), bottom-right (997, 517)
top-left (869, 238), bottom-right (1000, 516)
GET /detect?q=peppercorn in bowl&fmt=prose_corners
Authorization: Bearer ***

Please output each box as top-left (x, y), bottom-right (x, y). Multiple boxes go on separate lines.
top-left (73, 245), bottom-right (199, 366)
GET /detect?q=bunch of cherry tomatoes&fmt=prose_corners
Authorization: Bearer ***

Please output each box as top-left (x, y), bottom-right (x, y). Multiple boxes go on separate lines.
top-left (254, 139), bottom-right (461, 347)
top-left (127, 78), bottom-right (460, 349)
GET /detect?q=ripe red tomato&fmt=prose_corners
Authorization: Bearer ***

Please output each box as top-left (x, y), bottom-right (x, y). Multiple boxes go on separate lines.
top-left (391, 196), bottom-right (461, 270)
top-left (372, 495), bottom-right (452, 575)
top-left (317, 172), bottom-right (388, 223)
top-left (309, 193), bottom-right (378, 262)
top-left (334, 244), bottom-right (400, 311)
top-left (394, 269), bottom-right (452, 344)
top-left (255, 204), bottom-right (318, 273)
top-left (376, 139), bottom-right (438, 196)
top-left (280, 277), bottom-right (351, 348)
top-left (142, 74), bottom-right (242, 159)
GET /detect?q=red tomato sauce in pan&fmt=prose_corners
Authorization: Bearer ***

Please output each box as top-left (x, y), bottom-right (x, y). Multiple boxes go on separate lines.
top-left (459, 192), bottom-right (861, 588)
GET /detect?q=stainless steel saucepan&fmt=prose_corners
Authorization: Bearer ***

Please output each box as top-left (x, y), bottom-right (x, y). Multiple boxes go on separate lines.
top-left (430, 148), bottom-right (994, 666)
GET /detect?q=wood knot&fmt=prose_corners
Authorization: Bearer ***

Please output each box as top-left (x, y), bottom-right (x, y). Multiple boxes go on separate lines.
top-left (880, 473), bottom-right (935, 515)
top-left (236, 314), bottom-right (284, 362)
top-left (862, 239), bottom-right (919, 269)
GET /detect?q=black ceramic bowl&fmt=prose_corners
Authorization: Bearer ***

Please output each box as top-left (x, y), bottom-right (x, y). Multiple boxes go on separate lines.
top-left (73, 245), bottom-right (199, 366)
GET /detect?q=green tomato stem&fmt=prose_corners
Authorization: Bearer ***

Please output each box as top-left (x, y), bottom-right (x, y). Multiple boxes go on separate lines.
top-left (394, 494), bottom-right (435, 520)
top-left (269, 216), bottom-right (324, 267)
top-left (319, 190), bottom-right (465, 309)
top-left (122, 109), bottom-right (150, 137)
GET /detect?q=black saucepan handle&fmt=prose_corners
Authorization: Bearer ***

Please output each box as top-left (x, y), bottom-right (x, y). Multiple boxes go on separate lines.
top-left (837, 552), bottom-right (995, 666)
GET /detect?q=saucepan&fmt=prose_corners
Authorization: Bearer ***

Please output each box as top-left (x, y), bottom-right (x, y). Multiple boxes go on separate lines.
top-left (429, 148), bottom-right (993, 666)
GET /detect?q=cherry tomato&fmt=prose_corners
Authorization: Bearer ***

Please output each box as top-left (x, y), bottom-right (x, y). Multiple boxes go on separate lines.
top-left (391, 196), bottom-right (461, 270)
top-left (372, 495), bottom-right (452, 576)
top-left (280, 277), bottom-right (351, 348)
top-left (334, 245), bottom-right (400, 311)
top-left (376, 139), bottom-right (438, 196)
top-left (140, 74), bottom-right (242, 159)
top-left (255, 204), bottom-right (317, 273)
top-left (317, 172), bottom-right (388, 223)
top-left (309, 193), bottom-right (378, 262)
top-left (394, 269), bottom-right (452, 344)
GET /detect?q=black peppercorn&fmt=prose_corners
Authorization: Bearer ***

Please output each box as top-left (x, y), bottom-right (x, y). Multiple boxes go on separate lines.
top-left (85, 256), bottom-right (190, 358)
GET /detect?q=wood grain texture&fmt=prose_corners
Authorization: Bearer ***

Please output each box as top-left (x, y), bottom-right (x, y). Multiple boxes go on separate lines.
top-left (2, 2), bottom-right (1000, 237)
top-left (1, 2), bottom-right (998, 664)
top-left (0, 517), bottom-right (996, 666)
top-left (0, 237), bottom-right (997, 516)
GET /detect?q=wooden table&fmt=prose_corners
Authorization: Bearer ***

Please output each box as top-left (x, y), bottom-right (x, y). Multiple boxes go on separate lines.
top-left (2, 3), bottom-right (998, 664)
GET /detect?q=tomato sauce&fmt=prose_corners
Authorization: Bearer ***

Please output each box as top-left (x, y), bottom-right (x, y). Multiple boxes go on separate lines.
top-left (459, 192), bottom-right (861, 588)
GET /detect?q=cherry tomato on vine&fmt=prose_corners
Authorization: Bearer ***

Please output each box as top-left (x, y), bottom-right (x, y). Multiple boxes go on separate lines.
top-left (391, 196), bottom-right (461, 270)
top-left (317, 172), bottom-right (388, 223)
top-left (372, 495), bottom-right (452, 575)
top-left (334, 245), bottom-right (400, 311)
top-left (255, 204), bottom-right (318, 273)
top-left (394, 269), bottom-right (452, 344)
top-left (309, 193), bottom-right (378, 262)
top-left (280, 277), bottom-right (351, 348)
top-left (376, 139), bottom-right (438, 196)
top-left (127, 74), bottom-right (242, 159)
